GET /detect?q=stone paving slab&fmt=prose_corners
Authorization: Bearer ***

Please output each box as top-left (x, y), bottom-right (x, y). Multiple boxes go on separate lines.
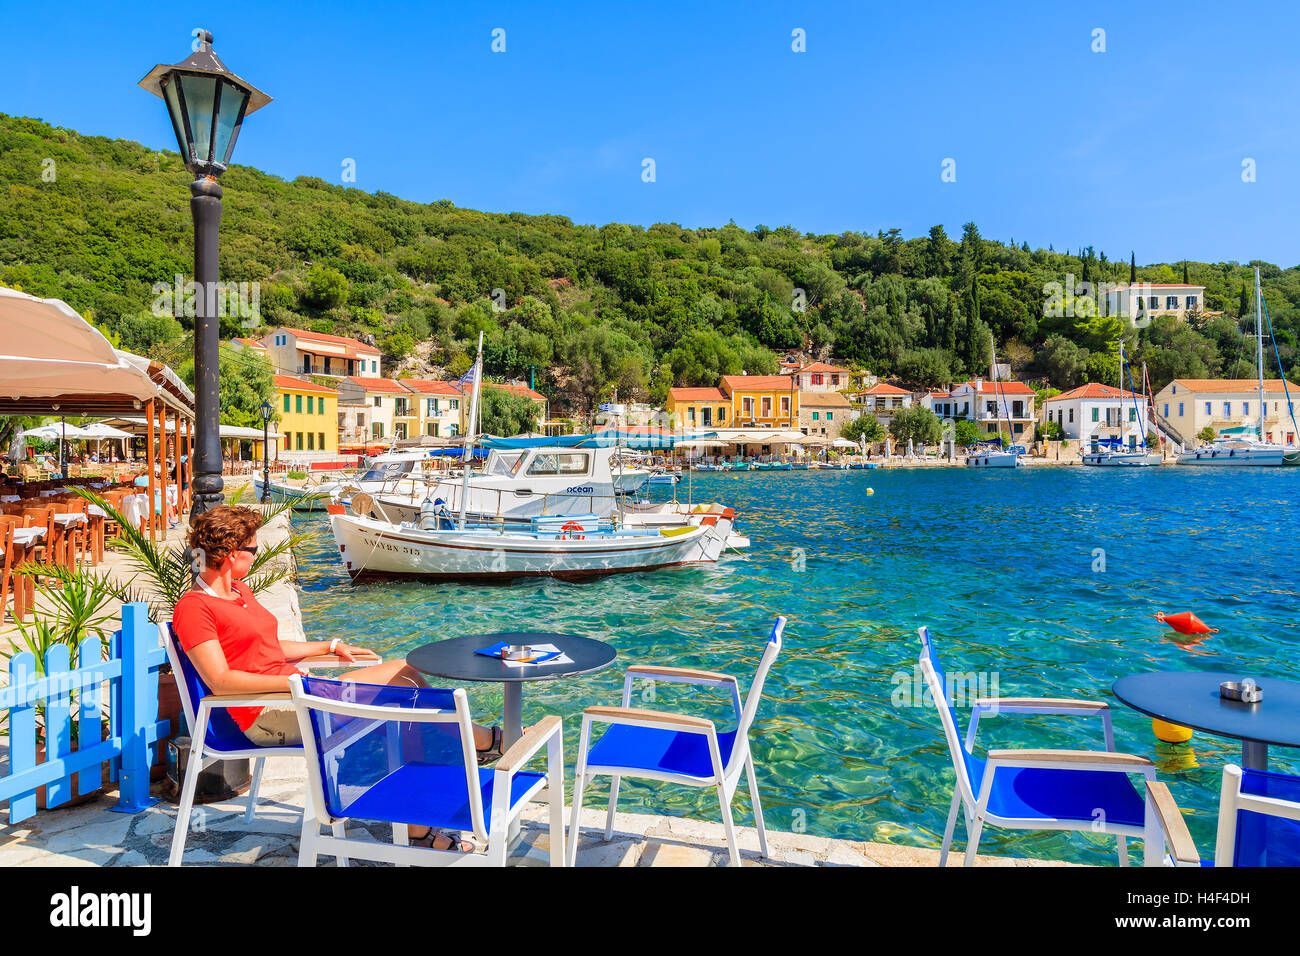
top-left (0, 759), bottom-right (1084, 867)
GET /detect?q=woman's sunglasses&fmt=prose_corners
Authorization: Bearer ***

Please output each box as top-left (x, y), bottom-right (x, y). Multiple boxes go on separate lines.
top-left (239, 544), bottom-right (259, 556)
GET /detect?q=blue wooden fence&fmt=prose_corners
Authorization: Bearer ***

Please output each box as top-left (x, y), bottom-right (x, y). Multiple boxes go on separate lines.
top-left (1, 603), bottom-right (165, 822)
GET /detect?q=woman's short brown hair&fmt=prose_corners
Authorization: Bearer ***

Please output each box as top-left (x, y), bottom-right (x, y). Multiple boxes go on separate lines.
top-left (188, 505), bottom-right (263, 569)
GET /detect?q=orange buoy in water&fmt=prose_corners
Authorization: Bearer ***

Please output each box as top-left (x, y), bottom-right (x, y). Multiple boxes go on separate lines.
top-left (1155, 611), bottom-right (1219, 635)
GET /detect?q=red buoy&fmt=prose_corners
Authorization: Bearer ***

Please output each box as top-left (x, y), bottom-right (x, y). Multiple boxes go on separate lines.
top-left (1155, 611), bottom-right (1218, 635)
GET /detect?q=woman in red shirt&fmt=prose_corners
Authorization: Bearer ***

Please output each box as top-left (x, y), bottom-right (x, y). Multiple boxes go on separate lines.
top-left (173, 504), bottom-right (501, 852)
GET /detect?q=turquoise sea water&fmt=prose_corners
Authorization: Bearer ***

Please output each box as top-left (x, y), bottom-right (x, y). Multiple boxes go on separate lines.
top-left (291, 467), bottom-right (1300, 865)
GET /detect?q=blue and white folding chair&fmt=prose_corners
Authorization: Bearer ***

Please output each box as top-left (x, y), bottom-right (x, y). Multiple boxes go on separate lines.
top-left (1146, 764), bottom-right (1300, 866)
top-left (568, 616), bottom-right (785, 867)
top-left (163, 623), bottom-right (379, 866)
top-left (918, 626), bottom-right (1159, 866)
top-left (290, 675), bottom-right (566, 867)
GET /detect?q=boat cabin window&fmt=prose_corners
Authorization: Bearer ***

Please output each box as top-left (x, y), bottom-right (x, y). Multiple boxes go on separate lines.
top-left (358, 460), bottom-right (416, 482)
top-left (487, 452), bottom-right (527, 477)
top-left (526, 452), bottom-right (590, 476)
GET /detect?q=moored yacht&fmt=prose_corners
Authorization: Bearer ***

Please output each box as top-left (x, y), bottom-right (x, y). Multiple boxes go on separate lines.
top-left (1177, 268), bottom-right (1294, 467)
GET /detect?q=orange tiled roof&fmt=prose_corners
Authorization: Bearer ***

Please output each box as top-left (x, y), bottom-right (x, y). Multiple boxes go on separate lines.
top-left (345, 377), bottom-right (409, 394)
top-left (798, 362), bottom-right (850, 374)
top-left (402, 380), bottom-right (465, 396)
top-left (800, 391), bottom-right (852, 407)
top-left (1169, 378), bottom-right (1300, 394)
top-left (485, 382), bottom-right (546, 402)
top-left (958, 380), bottom-right (1037, 396)
top-left (1047, 383), bottom-right (1142, 402)
top-left (669, 387), bottom-right (727, 402)
top-left (856, 383), bottom-right (911, 396)
top-left (721, 375), bottom-right (795, 391)
top-left (274, 375), bottom-right (337, 395)
top-left (231, 337), bottom-right (266, 350)
top-left (283, 328), bottom-right (380, 352)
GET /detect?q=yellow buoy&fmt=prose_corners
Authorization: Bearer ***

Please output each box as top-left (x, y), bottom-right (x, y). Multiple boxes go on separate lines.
top-left (1152, 718), bottom-right (1193, 744)
top-left (866, 487), bottom-right (874, 496)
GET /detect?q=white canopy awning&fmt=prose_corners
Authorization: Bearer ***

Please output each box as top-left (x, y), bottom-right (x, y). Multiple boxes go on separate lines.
top-left (832, 437), bottom-right (860, 447)
top-left (702, 428), bottom-right (807, 444)
top-left (101, 417), bottom-right (279, 440)
top-left (0, 286), bottom-right (193, 416)
top-left (79, 422), bottom-right (135, 440)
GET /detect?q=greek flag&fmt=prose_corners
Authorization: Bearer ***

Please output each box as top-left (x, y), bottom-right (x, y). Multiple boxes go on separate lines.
top-left (457, 367), bottom-right (476, 387)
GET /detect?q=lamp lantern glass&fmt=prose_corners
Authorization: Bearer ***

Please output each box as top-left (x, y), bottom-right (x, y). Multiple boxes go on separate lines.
top-left (139, 31), bottom-right (271, 177)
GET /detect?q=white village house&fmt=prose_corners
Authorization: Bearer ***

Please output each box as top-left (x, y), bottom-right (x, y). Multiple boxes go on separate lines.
top-left (1042, 383), bottom-right (1149, 449)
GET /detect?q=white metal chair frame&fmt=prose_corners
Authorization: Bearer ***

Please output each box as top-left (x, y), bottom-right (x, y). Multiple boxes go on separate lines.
top-left (162, 622), bottom-right (380, 867)
top-left (568, 617), bottom-right (785, 867)
top-left (1146, 764), bottom-right (1300, 866)
top-left (290, 677), bottom-right (566, 867)
top-left (919, 627), bottom-right (1159, 867)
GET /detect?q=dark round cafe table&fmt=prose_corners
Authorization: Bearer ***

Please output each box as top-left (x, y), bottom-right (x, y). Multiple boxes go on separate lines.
top-left (1113, 671), bottom-right (1300, 771)
top-left (406, 633), bottom-right (618, 749)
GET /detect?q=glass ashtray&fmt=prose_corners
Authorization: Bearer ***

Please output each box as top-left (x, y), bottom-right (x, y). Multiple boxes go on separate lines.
top-left (503, 645), bottom-right (534, 661)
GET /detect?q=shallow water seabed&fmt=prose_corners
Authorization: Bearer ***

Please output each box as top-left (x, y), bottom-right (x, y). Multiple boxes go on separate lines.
top-left (292, 467), bottom-right (1300, 865)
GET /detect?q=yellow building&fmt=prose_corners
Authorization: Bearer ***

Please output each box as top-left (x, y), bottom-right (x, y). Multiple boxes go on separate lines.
top-left (721, 375), bottom-right (799, 428)
top-left (274, 375), bottom-right (338, 456)
top-left (402, 380), bottom-right (465, 438)
top-left (666, 387), bottom-right (730, 429)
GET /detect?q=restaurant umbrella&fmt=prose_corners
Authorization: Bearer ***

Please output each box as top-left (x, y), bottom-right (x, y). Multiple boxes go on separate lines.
top-left (20, 421), bottom-right (95, 474)
top-left (80, 421), bottom-right (134, 461)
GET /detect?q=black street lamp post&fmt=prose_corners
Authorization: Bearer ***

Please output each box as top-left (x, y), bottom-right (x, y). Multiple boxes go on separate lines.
top-left (140, 31), bottom-right (271, 520)
top-left (259, 400), bottom-right (273, 503)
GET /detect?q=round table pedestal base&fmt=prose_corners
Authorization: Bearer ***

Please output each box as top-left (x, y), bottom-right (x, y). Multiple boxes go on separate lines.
top-left (1242, 739), bottom-right (1268, 772)
top-left (503, 683), bottom-right (523, 750)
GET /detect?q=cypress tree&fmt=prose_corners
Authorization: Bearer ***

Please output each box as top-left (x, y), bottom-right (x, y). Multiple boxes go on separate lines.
top-left (1130, 252), bottom-right (1137, 285)
top-left (1239, 283), bottom-right (1250, 317)
top-left (1182, 261), bottom-right (1189, 284)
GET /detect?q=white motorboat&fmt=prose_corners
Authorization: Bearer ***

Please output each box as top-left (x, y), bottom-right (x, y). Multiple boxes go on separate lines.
top-left (364, 442), bottom-right (656, 525)
top-left (965, 443), bottom-right (1025, 468)
top-left (252, 449), bottom-right (451, 511)
top-left (1176, 437), bottom-right (1286, 466)
top-left (1177, 267), bottom-right (1295, 467)
top-left (328, 507), bottom-right (736, 582)
top-left (1080, 442), bottom-right (1163, 467)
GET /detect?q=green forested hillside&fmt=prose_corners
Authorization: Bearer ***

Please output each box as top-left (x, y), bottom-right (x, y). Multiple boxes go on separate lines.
top-left (2, 111), bottom-right (1298, 420)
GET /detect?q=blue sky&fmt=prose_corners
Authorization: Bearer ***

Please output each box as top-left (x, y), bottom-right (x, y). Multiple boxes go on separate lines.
top-left (3, 0), bottom-right (1298, 265)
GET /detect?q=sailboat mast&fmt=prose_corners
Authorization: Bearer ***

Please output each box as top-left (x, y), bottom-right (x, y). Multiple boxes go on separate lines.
top-left (458, 331), bottom-right (485, 529)
top-left (1255, 266), bottom-right (1265, 441)
top-left (989, 331), bottom-right (1010, 447)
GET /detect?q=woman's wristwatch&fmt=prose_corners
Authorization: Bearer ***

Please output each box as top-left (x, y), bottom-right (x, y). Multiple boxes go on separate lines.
top-left (329, 638), bottom-right (340, 655)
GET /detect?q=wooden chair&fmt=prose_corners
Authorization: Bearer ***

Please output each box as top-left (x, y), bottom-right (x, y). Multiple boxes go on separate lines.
top-left (51, 499), bottom-right (90, 569)
top-left (0, 516), bottom-right (29, 622)
top-left (20, 506), bottom-right (59, 576)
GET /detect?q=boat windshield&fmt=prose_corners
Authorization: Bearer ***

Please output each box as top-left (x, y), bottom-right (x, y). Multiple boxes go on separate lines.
top-left (488, 452), bottom-right (527, 478)
top-left (358, 460), bottom-right (416, 482)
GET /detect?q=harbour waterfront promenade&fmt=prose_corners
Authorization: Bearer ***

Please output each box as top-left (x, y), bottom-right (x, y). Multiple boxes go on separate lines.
top-left (0, 481), bottom-right (1081, 867)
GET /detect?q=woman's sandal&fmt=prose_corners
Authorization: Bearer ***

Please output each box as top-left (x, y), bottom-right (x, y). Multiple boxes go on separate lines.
top-left (476, 725), bottom-right (504, 765)
top-left (411, 829), bottom-right (472, 853)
